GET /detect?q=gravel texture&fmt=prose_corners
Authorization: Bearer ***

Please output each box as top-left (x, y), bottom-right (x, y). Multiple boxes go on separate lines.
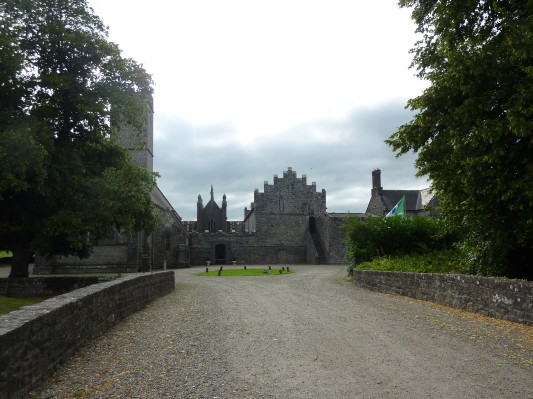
top-left (28, 265), bottom-right (532, 399)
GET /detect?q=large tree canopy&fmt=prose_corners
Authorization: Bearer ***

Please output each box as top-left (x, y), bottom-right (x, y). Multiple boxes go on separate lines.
top-left (387, 1), bottom-right (533, 278)
top-left (0, 0), bottom-right (159, 277)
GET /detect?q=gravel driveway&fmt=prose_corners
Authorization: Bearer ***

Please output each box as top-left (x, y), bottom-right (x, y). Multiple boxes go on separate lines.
top-left (29, 265), bottom-right (532, 399)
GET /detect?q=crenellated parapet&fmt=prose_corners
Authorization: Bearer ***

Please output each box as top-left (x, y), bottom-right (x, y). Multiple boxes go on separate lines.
top-left (253, 167), bottom-right (326, 217)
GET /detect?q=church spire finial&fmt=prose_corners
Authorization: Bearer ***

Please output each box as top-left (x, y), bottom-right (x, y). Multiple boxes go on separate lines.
top-left (210, 185), bottom-right (214, 201)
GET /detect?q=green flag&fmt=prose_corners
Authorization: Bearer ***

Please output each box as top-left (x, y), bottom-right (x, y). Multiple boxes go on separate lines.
top-left (386, 196), bottom-right (405, 218)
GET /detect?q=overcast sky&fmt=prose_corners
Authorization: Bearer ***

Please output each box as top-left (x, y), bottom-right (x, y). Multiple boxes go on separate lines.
top-left (87, 0), bottom-right (430, 220)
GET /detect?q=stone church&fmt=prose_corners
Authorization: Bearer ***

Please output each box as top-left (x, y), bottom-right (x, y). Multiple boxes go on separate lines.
top-left (35, 98), bottom-right (436, 273)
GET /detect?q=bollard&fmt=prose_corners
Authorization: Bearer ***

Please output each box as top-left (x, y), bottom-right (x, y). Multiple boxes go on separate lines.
top-left (244, 265), bottom-right (247, 270)
top-left (218, 269), bottom-right (222, 276)
top-left (279, 269), bottom-right (282, 274)
top-left (287, 266), bottom-right (290, 272)
top-left (282, 267), bottom-right (285, 271)
top-left (268, 265), bottom-right (271, 270)
top-left (206, 267), bottom-right (209, 273)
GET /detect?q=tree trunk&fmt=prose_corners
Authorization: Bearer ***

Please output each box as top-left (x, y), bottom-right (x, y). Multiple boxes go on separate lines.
top-left (9, 247), bottom-right (32, 278)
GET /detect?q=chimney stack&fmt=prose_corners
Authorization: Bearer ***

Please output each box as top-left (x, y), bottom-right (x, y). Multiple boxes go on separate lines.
top-left (371, 169), bottom-right (383, 196)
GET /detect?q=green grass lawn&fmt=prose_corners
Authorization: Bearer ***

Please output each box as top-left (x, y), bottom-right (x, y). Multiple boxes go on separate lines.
top-left (0, 251), bottom-right (12, 258)
top-left (0, 296), bottom-right (44, 315)
top-left (198, 268), bottom-right (294, 276)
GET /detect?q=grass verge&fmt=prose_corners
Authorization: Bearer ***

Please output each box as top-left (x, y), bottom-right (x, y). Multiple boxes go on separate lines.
top-left (0, 296), bottom-right (44, 315)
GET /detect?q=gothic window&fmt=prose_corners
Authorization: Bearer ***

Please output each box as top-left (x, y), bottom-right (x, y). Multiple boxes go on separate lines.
top-left (209, 220), bottom-right (216, 233)
top-left (279, 196), bottom-right (284, 211)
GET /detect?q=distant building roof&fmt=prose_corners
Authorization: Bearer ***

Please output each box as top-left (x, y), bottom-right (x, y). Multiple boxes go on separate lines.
top-left (381, 190), bottom-right (421, 212)
top-left (365, 169), bottom-right (438, 217)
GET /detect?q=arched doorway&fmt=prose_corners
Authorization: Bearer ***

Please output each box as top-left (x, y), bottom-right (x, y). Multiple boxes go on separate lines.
top-left (215, 244), bottom-right (226, 264)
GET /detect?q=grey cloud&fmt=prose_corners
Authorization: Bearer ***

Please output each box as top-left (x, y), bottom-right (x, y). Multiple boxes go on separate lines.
top-left (153, 99), bottom-right (428, 221)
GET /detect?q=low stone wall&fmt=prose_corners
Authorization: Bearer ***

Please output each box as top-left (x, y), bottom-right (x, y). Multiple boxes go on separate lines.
top-left (353, 270), bottom-right (532, 326)
top-left (0, 271), bottom-right (175, 399)
top-left (0, 276), bottom-right (117, 297)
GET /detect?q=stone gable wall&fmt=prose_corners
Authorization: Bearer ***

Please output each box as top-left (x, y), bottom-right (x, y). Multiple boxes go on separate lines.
top-left (365, 194), bottom-right (386, 216)
top-left (254, 168), bottom-right (326, 217)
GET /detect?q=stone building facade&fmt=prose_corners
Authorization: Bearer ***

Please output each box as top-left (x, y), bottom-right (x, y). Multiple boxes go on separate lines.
top-left (184, 167), bottom-right (351, 266)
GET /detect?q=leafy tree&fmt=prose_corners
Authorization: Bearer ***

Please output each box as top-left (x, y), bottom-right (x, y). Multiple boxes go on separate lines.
top-left (387, 1), bottom-right (533, 279)
top-left (0, 0), bottom-right (159, 277)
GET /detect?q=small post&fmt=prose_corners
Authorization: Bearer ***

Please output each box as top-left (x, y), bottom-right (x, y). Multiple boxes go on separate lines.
top-left (282, 267), bottom-right (285, 271)
top-left (244, 265), bottom-right (247, 270)
top-left (218, 269), bottom-right (222, 276)
top-left (219, 266), bottom-right (223, 271)
top-left (206, 267), bottom-right (209, 273)
top-left (268, 265), bottom-right (271, 270)
top-left (279, 269), bottom-right (283, 274)
top-left (287, 266), bottom-right (290, 272)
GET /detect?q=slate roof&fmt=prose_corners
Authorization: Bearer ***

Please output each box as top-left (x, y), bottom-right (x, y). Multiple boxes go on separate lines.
top-left (381, 190), bottom-right (422, 211)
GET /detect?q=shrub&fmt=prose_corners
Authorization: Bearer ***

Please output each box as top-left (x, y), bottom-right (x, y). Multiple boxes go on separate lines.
top-left (343, 216), bottom-right (458, 264)
top-left (356, 250), bottom-right (469, 275)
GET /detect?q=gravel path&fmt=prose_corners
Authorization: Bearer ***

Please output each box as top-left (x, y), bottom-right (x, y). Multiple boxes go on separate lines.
top-left (28, 265), bottom-right (532, 399)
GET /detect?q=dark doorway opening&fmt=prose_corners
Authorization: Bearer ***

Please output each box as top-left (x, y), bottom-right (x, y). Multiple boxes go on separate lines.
top-left (215, 244), bottom-right (226, 264)
top-left (309, 217), bottom-right (317, 234)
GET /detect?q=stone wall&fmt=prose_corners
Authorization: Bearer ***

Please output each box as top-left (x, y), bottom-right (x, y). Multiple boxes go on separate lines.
top-left (189, 232), bottom-right (306, 265)
top-left (34, 243), bottom-right (139, 274)
top-left (320, 215), bottom-right (350, 265)
top-left (0, 276), bottom-right (117, 297)
top-left (353, 270), bottom-right (533, 326)
top-left (0, 271), bottom-right (175, 399)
